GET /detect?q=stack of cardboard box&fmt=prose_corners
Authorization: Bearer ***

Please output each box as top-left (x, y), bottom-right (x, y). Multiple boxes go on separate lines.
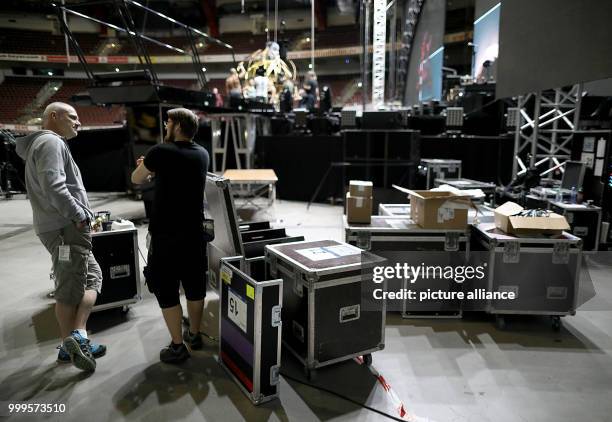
top-left (346, 180), bottom-right (373, 224)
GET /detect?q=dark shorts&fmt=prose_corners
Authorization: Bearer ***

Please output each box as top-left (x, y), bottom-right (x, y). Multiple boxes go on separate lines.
top-left (145, 232), bottom-right (207, 308)
top-left (38, 224), bottom-right (102, 306)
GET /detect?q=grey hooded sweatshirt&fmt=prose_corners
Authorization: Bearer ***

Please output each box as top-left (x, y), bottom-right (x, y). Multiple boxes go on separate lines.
top-left (15, 130), bottom-right (93, 235)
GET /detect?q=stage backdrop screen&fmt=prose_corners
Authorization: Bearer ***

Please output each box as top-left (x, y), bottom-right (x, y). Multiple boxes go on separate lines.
top-left (419, 46), bottom-right (444, 102)
top-left (472, 2), bottom-right (500, 80)
top-left (404, 0), bottom-right (445, 105)
top-left (496, 0), bottom-right (612, 99)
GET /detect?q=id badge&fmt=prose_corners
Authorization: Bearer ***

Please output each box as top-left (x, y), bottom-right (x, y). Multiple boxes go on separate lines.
top-left (58, 244), bottom-right (71, 262)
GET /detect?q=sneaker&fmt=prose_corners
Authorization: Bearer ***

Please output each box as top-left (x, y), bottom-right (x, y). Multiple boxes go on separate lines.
top-left (160, 342), bottom-right (190, 364)
top-left (63, 331), bottom-right (96, 372)
top-left (89, 342), bottom-right (107, 358)
top-left (183, 329), bottom-right (203, 350)
top-left (57, 342), bottom-right (107, 363)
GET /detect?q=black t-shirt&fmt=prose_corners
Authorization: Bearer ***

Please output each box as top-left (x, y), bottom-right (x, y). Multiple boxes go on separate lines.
top-left (304, 79), bottom-right (318, 94)
top-left (144, 141), bottom-right (209, 235)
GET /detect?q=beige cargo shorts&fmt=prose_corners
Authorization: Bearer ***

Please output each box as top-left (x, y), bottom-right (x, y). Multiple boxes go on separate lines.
top-left (38, 223), bottom-right (102, 305)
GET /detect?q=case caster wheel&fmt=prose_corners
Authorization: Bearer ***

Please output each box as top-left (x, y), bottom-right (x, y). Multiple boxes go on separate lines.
top-left (363, 354), bottom-right (373, 367)
top-left (304, 367), bottom-right (317, 382)
top-left (495, 315), bottom-right (506, 330)
top-left (551, 316), bottom-right (561, 331)
top-left (121, 305), bottom-right (130, 314)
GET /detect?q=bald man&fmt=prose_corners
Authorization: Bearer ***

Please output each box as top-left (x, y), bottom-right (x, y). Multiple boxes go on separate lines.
top-left (16, 102), bottom-right (105, 372)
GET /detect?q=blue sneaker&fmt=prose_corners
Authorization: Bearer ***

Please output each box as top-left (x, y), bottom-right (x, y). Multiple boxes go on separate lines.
top-left (62, 331), bottom-right (96, 372)
top-left (89, 342), bottom-right (107, 358)
top-left (57, 342), bottom-right (106, 363)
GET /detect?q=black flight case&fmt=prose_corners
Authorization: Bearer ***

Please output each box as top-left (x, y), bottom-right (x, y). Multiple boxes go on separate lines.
top-left (218, 256), bottom-right (283, 405)
top-left (91, 228), bottom-right (141, 312)
top-left (265, 239), bottom-right (386, 380)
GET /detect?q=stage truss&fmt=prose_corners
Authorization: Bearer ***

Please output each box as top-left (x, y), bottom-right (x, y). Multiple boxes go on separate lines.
top-left (511, 84), bottom-right (584, 180)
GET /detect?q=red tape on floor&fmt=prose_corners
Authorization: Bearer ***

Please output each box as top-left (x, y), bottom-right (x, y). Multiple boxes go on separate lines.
top-left (355, 356), bottom-right (410, 420)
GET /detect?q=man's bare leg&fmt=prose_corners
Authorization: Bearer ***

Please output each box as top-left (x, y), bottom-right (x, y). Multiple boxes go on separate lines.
top-left (55, 302), bottom-right (77, 339)
top-left (161, 304), bottom-right (183, 344)
top-left (186, 299), bottom-right (204, 335)
top-left (74, 290), bottom-right (97, 331)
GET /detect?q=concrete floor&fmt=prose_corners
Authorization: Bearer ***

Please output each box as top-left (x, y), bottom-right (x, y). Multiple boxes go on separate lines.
top-left (1, 194), bottom-right (612, 422)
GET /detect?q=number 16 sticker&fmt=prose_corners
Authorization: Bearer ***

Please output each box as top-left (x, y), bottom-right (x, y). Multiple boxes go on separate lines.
top-left (227, 289), bottom-right (247, 333)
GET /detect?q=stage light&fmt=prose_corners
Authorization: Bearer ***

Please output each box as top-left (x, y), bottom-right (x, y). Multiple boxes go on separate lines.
top-left (306, 37), bottom-right (310, 42)
top-left (115, 67), bottom-right (120, 72)
top-left (357, 81), bottom-right (363, 87)
top-left (111, 43), bottom-right (116, 47)
top-left (308, 63), bottom-right (312, 69)
top-left (201, 67), bottom-right (207, 72)
top-left (47, 71), bottom-right (53, 76)
top-left (198, 42), bottom-right (204, 47)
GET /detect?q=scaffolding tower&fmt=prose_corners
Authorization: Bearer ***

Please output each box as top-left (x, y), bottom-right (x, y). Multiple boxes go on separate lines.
top-left (511, 84), bottom-right (584, 180)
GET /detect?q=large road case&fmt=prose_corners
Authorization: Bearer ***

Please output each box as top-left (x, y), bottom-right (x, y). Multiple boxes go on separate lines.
top-left (91, 228), bottom-right (141, 312)
top-left (469, 223), bottom-right (583, 330)
top-left (549, 201), bottom-right (602, 251)
top-left (434, 178), bottom-right (497, 205)
top-left (344, 216), bottom-right (469, 318)
top-left (418, 158), bottom-right (462, 189)
top-left (378, 203), bottom-right (495, 224)
top-left (205, 173), bottom-right (303, 289)
top-left (218, 256), bottom-right (282, 405)
top-left (378, 203), bottom-right (410, 216)
top-left (206, 173), bottom-right (243, 290)
top-left (265, 240), bottom-right (386, 380)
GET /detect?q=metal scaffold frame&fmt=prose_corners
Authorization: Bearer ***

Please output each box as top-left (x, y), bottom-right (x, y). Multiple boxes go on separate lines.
top-left (511, 84), bottom-right (584, 180)
top-left (371, 0), bottom-right (387, 108)
top-left (396, 0), bottom-right (425, 104)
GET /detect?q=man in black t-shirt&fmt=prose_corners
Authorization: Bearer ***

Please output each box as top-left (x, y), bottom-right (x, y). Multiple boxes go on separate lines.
top-left (131, 108), bottom-right (210, 364)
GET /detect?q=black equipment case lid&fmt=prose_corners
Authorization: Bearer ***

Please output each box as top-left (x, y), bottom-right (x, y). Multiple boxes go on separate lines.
top-left (265, 239), bottom-right (384, 276)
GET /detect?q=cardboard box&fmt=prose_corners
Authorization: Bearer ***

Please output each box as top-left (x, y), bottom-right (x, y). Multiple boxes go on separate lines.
top-left (393, 185), bottom-right (470, 229)
top-left (346, 193), bottom-right (372, 224)
top-left (349, 180), bottom-right (373, 198)
top-left (494, 201), bottom-right (570, 236)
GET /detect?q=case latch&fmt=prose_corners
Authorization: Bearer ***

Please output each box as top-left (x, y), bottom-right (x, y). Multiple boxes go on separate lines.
top-left (503, 241), bottom-right (520, 263)
top-left (552, 242), bottom-right (570, 264)
top-left (356, 231), bottom-right (371, 251)
top-left (268, 254), bottom-right (278, 277)
top-left (293, 269), bottom-right (304, 297)
top-left (270, 365), bottom-right (280, 385)
top-left (271, 305), bottom-right (282, 327)
top-left (444, 232), bottom-right (460, 251)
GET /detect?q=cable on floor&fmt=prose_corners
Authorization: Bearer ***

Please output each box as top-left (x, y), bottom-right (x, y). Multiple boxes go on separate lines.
top-left (280, 370), bottom-right (408, 422)
top-left (181, 314), bottom-right (407, 419)
top-left (137, 246), bottom-right (148, 265)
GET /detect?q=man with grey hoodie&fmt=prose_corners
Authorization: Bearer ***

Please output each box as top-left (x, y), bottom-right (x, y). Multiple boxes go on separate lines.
top-left (16, 102), bottom-right (105, 372)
